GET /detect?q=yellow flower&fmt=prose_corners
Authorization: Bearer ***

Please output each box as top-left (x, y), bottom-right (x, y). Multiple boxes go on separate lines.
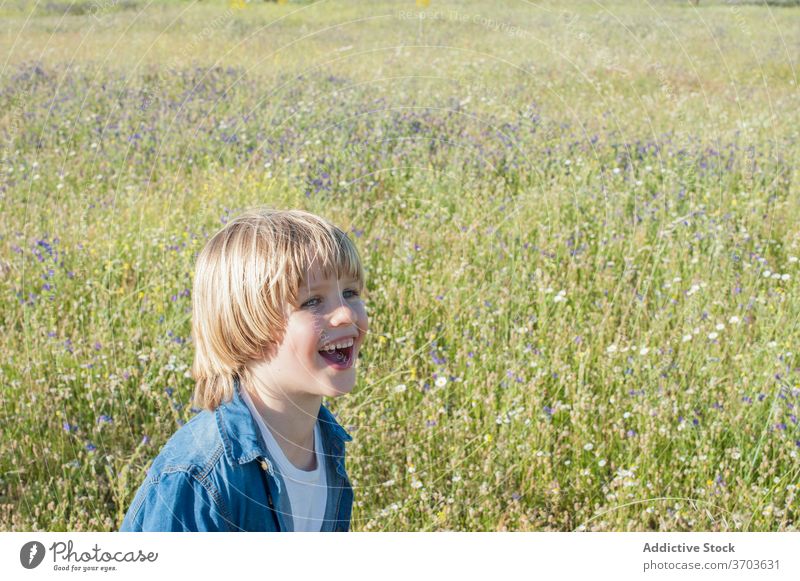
top-left (379, 336), bottom-right (388, 345)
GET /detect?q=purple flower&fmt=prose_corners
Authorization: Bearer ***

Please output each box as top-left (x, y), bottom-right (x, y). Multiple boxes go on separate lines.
top-left (97, 415), bottom-right (112, 424)
top-left (85, 443), bottom-right (96, 452)
top-left (93, 341), bottom-right (101, 351)
top-left (141, 435), bottom-right (150, 445)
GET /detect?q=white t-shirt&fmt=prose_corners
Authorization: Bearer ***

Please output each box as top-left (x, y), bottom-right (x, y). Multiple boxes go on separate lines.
top-left (240, 389), bottom-right (328, 532)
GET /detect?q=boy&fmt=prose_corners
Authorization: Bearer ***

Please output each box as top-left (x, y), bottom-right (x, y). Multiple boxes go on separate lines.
top-left (120, 207), bottom-right (368, 531)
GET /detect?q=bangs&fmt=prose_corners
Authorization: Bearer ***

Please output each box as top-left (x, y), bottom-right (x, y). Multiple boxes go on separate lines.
top-left (286, 225), bottom-right (365, 305)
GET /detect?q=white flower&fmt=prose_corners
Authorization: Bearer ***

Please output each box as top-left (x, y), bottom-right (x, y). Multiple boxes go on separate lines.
top-left (606, 344), bottom-right (618, 353)
top-left (729, 316), bottom-right (740, 324)
top-left (584, 443), bottom-right (594, 451)
top-left (763, 270), bottom-right (772, 278)
top-left (708, 332), bottom-right (718, 340)
top-left (789, 256), bottom-right (798, 263)
top-left (623, 412), bottom-right (631, 419)
top-left (451, 474), bottom-right (462, 482)
top-left (715, 323), bottom-right (725, 331)
top-left (410, 479), bottom-right (423, 489)
top-left (435, 376), bottom-right (448, 388)
top-left (781, 274), bottom-right (790, 281)
top-left (682, 334), bottom-right (693, 342)
top-left (394, 384), bottom-right (407, 393)
top-left (639, 347), bottom-right (649, 356)
top-left (598, 459), bottom-right (607, 467)
top-left (613, 167), bottom-right (621, 174)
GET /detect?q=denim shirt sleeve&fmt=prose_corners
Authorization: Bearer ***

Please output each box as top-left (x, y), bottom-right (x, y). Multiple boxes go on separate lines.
top-left (120, 470), bottom-right (231, 532)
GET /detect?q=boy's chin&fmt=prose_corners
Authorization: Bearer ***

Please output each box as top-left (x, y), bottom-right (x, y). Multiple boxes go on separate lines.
top-left (324, 380), bottom-right (356, 397)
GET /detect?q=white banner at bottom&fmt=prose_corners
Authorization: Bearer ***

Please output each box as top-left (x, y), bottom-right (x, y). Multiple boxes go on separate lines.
top-left (2, 532), bottom-right (798, 580)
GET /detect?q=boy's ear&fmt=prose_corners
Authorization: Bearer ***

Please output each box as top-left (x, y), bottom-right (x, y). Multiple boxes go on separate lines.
top-left (254, 342), bottom-right (279, 362)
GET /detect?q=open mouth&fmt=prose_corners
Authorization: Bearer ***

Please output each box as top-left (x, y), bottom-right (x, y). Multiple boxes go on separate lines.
top-left (318, 345), bottom-right (354, 368)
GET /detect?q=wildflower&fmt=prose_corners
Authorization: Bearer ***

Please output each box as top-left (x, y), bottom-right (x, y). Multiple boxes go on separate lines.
top-left (639, 347), bottom-right (649, 355)
top-left (708, 332), bottom-right (718, 340)
top-left (715, 323), bottom-right (725, 331)
top-left (97, 415), bottom-right (112, 424)
top-left (598, 459), bottom-right (607, 467)
top-left (410, 479), bottom-right (423, 489)
top-left (435, 376), bottom-right (447, 388)
top-left (584, 443), bottom-right (594, 451)
top-left (606, 344), bottom-right (618, 353)
top-left (682, 334), bottom-right (693, 342)
top-left (729, 316), bottom-right (740, 324)
top-left (86, 443), bottom-right (96, 452)
top-left (394, 384), bottom-right (407, 393)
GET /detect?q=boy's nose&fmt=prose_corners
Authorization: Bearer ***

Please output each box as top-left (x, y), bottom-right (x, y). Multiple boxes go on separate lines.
top-left (330, 301), bottom-right (358, 325)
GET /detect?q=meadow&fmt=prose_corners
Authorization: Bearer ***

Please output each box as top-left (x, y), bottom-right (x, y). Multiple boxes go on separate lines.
top-left (1, 0), bottom-right (799, 531)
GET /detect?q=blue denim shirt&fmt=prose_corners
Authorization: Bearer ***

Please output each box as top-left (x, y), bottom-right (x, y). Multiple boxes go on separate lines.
top-left (120, 376), bottom-right (354, 532)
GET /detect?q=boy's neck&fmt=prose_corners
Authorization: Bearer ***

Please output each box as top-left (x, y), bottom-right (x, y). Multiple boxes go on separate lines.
top-left (243, 381), bottom-right (322, 471)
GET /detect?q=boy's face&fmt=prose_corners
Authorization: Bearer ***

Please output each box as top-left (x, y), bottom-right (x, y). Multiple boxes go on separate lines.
top-left (255, 261), bottom-right (368, 399)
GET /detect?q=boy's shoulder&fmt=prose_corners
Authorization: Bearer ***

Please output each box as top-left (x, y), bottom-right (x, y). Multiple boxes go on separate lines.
top-left (146, 410), bottom-right (225, 481)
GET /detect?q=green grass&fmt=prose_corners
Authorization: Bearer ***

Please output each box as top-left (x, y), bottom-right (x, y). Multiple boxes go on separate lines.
top-left (1, 0), bottom-right (800, 531)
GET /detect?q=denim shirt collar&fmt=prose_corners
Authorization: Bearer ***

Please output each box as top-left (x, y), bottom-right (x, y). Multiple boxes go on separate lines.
top-left (215, 375), bottom-right (353, 469)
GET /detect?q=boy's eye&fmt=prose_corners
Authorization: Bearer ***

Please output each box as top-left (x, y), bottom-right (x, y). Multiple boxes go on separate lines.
top-left (301, 289), bottom-right (360, 309)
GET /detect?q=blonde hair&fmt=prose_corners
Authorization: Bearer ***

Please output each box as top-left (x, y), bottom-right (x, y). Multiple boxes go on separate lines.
top-left (190, 207), bottom-right (366, 411)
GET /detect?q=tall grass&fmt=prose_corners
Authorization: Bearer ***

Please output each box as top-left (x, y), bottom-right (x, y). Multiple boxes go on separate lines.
top-left (1, 0), bottom-right (799, 531)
